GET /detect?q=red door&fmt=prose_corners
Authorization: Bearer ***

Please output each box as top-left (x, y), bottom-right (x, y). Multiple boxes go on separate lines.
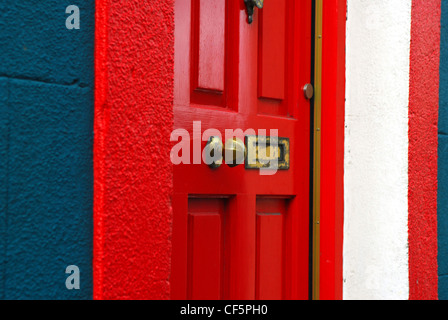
top-left (171, 0), bottom-right (312, 300)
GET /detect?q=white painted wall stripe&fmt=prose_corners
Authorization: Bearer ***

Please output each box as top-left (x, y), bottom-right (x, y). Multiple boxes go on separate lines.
top-left (344, 0), bottom-right (411, 299)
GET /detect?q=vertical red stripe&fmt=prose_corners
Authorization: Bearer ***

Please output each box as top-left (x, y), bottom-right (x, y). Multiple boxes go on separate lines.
top-left (408, 0), bottom-right (440, 300)
top-left (320, 0), bottom-right (346, 300)
top-left (94, 0), bottom-right (175, 299)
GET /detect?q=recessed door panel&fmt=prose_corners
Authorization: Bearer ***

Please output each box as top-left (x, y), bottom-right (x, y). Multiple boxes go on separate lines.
top-left (194, 0), bottom-right (225, 93)
top-left (258, 0), bottom-right (286, 101)
top-left (187, 198), bottom-right (226, 299)
top-left (256, 212), bottom-right (284, 300)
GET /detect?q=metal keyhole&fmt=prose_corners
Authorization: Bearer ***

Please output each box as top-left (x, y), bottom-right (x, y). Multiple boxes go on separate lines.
top-left (244, 0), bottom-right (264, 24)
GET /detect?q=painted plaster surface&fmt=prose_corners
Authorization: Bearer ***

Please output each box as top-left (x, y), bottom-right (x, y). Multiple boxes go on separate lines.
top-left (408, 0), bottom-right (440, 300)
top-left (344, 0), bottom-right (411, 299)
top-left (93, 0), bottom-right (175, 299)
top-left (439, 0), bottom-right (448, 301)
top-left (0, 2), bottom-right (94, 299)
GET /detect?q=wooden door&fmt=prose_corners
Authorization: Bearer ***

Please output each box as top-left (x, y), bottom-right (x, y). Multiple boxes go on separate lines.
top-left (171, 0), bottom-right (312, 300)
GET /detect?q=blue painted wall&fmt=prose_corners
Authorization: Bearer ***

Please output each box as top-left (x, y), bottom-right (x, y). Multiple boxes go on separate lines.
top-left (439, 0), bottom-right (448, 301)
top-left (0, 2), bottom-right (94, 299)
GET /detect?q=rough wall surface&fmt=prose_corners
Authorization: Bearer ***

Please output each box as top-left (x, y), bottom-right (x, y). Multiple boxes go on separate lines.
top-left (0, 2), bottom-right (94, 299)
top-left (344, 0), bottom-right (411, 299)
top-left (408, 0), bottom-right (440, 300)
top-left (93, 0), bottom-right (175, 299)
top-left (439, 0), bottom-right (448, 301)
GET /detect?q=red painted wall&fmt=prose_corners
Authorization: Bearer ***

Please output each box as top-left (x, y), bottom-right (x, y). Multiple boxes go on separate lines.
top-left (408, 0), bottom-right (440, 300)
top-left (94, 0), bottom-right (175, 299)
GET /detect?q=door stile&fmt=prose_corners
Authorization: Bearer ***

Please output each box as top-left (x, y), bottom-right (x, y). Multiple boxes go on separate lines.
top-left (227, 194), bottom-right (256, 299)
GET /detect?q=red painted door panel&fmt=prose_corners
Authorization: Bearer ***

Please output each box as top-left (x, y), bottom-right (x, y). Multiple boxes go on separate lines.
top-left (172, 0), bottom-right (312, 300)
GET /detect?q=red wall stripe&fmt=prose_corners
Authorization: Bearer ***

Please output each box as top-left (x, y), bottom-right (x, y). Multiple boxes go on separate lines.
top-left (408, 0), bottom-right (440, 300)
top-left (94, 0), bottom-right (175, 299)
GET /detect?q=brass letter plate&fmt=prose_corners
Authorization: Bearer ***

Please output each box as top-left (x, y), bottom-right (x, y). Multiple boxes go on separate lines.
top-left (245, 136), bottom-right (290, 170)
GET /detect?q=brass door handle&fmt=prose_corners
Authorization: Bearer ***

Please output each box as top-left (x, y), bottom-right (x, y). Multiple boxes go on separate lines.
top-left (224, 137), bottom-right (246, 167)
top-left (204, 137), bottom-right (246, 168)
top-left (204, 136), bottom-right (223, 169)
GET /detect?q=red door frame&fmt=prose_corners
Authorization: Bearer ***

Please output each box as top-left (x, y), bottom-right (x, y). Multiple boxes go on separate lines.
top-left (318, 0), bottom-right (346, 300)
top-left (93, 0), bottom-right (346, 300)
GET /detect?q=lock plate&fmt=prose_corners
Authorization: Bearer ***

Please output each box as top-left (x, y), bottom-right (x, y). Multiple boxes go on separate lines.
top-left (245, 135), bottom-right (290, 170)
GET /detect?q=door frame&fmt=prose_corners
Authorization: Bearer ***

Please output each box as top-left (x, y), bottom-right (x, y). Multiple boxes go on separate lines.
top-left (313, 0), bottom-right (346, 300)
top-left (92, 0), bottom-right (346, 300)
